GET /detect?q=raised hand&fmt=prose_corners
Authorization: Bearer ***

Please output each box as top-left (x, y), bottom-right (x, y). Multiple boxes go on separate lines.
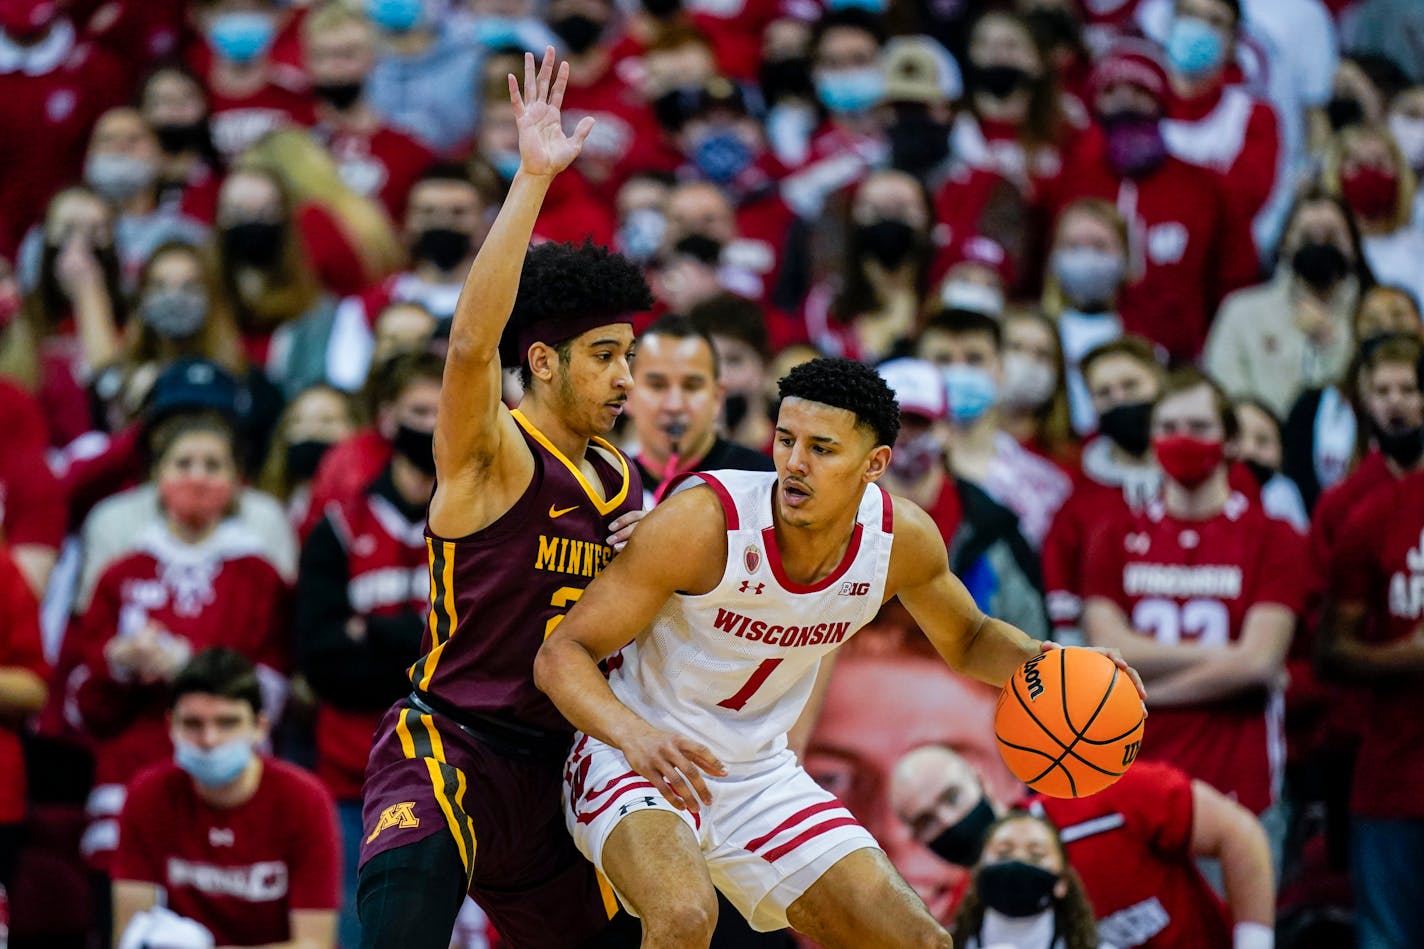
top-left (508, 46), bottom-right (595, 178)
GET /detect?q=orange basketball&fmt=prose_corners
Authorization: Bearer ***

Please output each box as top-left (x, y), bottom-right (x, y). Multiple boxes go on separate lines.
top-left (994, 647), bottom-right (1146, 798)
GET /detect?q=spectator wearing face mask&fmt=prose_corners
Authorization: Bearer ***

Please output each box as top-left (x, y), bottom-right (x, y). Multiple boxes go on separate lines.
top-left (880, 35), bottom-right (962, 188)
top-left (303, 3), bottom-right (436, 224)
top-left (111, 648), bottom-right (338, 949)
top-left (59, 413), bottom-right (292, 877)
top-left (953, 813), bottom-right (1109, 949)
top-left (877, 358), bottom-right (1048, 640)
top-left (916, 308), bottom-right (1072, 549)
top-left (999, 310), bottom-right (1075, 470)
top-left (294, 352), bottom-right (440, 949)
top-left (802, 169), bottom-right (933, 363)
top-left (952, 9), bottom-right (1084, 205)
top-left (328, 165), bottom-right (488, 394)
top-left (1083, 370), bottom-right (1309, 866)
top-left (687, 292), bottom-right (775, 453)
top-left (777, 10), bottom-right (889, 219)
top-left (138, 65), bottom-right (224, 226)
top-left (9, 187), bottom-right (127, 448)
top-left (0, 0), bottom-right (128, 256)
top-left (1205, 189), bottom-right (1374, 419)
top-left (893, 745), bottom-right (1275, 949)
top-left (1322, 124), bottom-right (1424, 312)
top-left (361, 0), bottom-right (480, 156)
top-left (1235, 398), bottom-right (1309, 531)
top-left (188, 0), bottom-right (315, 163)
top-left (1159, 0), bottom-right (1287, 254)
top-left (613, 170), bottom-right (673, 265)
top-left (1049, 44), bottom-right (1259, 366)
top-left (1387, 82), bottom-right (1424, 213)
top-left (932, 236), bottom-right (1014, 320)
top-left (1284, 285), bottom-right (1424, 508)
top-left (1318, 336), bottom-right (1424, 949)
top-left (1041, 336), bottom-right (1165, 642)
top-left (69, 107), bottom-right (210, 287)
top-left (258, 384), bottom-right (360, 532)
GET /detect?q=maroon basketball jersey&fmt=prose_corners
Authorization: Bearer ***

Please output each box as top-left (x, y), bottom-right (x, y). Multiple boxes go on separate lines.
top-left (407, 410), bottom-right (642, 732)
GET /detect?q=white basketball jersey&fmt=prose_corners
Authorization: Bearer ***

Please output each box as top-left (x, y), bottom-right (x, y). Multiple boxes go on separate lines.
top-left (608, 470), bottom-right (895, 763)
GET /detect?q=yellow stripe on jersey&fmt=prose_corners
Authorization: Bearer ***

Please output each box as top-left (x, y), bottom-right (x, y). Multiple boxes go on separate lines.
top-left (411, 537), bottom-right (458, 691)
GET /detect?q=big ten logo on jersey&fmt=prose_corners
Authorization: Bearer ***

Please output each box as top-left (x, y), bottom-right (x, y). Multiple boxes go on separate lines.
top-left (838, 581), bottom-right (870, 597)
top-left (534, 534), bottom-right (614, 580)
top-left (1391, 528), bottom-right (1424, 620)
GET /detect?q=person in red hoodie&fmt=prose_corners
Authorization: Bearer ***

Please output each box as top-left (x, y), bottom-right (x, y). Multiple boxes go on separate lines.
top-left (295, 350), bottom-right (440, 949)
top-left (1050, 40), bottom-right (1258, 363)
top-left (0, 543), bottom-right (48, 937)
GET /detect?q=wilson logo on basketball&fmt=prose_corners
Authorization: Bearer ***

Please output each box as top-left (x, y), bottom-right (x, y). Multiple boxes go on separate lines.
top-left (1022, 653), bottom-right (1047, 701)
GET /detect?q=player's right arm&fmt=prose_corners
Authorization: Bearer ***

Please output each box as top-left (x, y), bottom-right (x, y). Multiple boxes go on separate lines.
top-left (534, 486), bottom-right (729, 811)
top-left (429, 48), bottom-right (594, 537)
top-left (1189, 778), bottom-right (1275, 936)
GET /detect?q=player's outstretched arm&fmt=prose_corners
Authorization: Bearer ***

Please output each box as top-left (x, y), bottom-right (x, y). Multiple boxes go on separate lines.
top-left (889, 498), bottom-right (1146, 697)
top-left (434, 48), bottom-right (594, 485)
top-left (1189, 778), bottom-right (1274, 939)
top-left (534, 486), bottom-right (729, 811)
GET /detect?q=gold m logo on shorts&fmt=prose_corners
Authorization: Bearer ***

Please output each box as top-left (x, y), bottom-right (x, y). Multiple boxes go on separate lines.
top-left (366, 801), bottom-right (420, 843)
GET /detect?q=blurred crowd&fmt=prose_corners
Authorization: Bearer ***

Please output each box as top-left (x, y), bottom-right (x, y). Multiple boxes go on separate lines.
top-left (0, 0), bottom-right (1422, 947)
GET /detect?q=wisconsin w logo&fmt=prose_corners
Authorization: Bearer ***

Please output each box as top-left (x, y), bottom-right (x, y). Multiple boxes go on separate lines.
top-left (366, 802), bottom-right (420, 843)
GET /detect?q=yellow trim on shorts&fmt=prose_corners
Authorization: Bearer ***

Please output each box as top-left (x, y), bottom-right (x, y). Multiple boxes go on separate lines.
top-left (418, 713), bottom-right (478, 878)
top-left (595, 869), bottom-right (619, 919)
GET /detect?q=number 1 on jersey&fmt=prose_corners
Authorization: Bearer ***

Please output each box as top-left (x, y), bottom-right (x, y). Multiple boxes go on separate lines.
top-left (716, 658), bottom-right (784, 711)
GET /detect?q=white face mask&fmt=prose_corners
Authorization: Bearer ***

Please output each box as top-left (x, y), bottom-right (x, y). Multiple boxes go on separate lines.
top-left (940, 279), bottom-right (1005, 316)
top-left (1389, 113), bottom-right (1424, 172)
top-left (999, 351), bottom-right (1057, 409)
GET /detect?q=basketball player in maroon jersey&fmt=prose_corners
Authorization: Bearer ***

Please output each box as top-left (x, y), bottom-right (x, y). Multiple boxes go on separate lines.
top-left (355, 49), bottom-right (651, 949)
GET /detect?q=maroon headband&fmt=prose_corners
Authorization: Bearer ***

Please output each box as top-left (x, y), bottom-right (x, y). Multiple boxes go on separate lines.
top-left (516, 312), bottom-right (633, 365)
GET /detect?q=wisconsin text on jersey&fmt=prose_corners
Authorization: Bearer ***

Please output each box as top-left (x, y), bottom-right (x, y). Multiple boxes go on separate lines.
top-left (711, 608), bottom-right (853, 648)
top-left (534, 533), bottom-right (615, 579)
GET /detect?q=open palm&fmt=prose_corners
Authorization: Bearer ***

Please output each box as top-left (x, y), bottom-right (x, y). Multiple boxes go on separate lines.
top-left (509, 47), bottom-right (595, 178)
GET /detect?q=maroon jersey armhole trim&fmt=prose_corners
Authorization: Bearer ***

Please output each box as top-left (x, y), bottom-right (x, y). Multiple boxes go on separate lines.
top-left (761, 523), bottom-right (865, 594)
top-left (880, 486), bottom-right (893, 533)
top-left (669, 472), bottom-right (739, 530)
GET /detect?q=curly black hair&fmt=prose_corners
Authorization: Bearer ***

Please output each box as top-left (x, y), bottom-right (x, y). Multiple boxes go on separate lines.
top-left (498, 241), bottom-right (653, 371)
top-left (777, 357), bottom-right (901, 448)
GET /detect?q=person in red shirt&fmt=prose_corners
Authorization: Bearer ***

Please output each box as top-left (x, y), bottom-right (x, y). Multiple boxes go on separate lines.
top-left (1043, 337), bottom-right (1167, 642)
top-left (189, 0), bottom-right (315, 163)
top-left (0, 374), bottom-right (66, 599)
top-left (890, 745), bottom-right (1276, 949)
top-left (301, 5), bottom-right (435, 224)
top-left (0, 543), bottom-right (48, 916)
top-left (1050, 40), bottom-right (1258, 363)
top-left (61, 413), bottom-right (290, 875)
top-left (1083, 369), bottom-right (1308, 841)
top-left (112, 648), bottom-right (338, 949)
top-left (139, 64), bottom-right (224, 226)
top-left (1320, 342), bottom-right (1424, 949)
top-left (1160, 0), bottom-right (1285, 253)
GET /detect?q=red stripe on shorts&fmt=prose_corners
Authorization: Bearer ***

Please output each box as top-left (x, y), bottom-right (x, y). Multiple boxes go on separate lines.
top-left (744, 800), bottom-right (843, 853)
top-left (762, 816), bottom-right (860, 863)
top-left (577, 780), bottom-right (656, 824)
top-left (585, 769), bottom-right (641, 803)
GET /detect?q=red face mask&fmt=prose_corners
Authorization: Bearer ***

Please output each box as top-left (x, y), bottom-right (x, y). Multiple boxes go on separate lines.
top-left (1341, 165), bottom-right (1398, 222)
top-left (1153, 434), bottom-right (1224, 489)
top-left (158, 476), bottom-right (234, 531)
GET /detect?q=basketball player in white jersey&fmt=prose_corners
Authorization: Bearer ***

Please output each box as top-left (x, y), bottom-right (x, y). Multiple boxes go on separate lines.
top-left (535, 358), bottom-right (1146, 947)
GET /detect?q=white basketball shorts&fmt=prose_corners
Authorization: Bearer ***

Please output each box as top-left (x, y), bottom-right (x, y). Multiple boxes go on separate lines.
top-left (562, 733), bottom-right (880, 931)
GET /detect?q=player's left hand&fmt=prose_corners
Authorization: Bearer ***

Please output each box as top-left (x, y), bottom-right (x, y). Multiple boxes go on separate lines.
top-left (607, 509), bottom-right (646, 552)
top-left (1040, 641), bottom-right (1148, 707)
top-left (509, 47), bottom-right (594, 178)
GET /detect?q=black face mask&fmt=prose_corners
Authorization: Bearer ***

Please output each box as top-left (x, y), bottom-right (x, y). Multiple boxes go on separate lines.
top-left (285, 439), bottom-right (333, 481)
top-left (857, 219), bottom-right (920, 270)
top-left (759, 56), bottom-right (814, 106)
top-left (653, 85), bottom-right (700, 133)
top-left (971, 63), bottom-right (1031, 100)
top-left (313, 80), bottom-right (364, 111)
top-left (1243, 458), bottom-right (1276, 487)
top-left (888, 112), bottom-right (951, 177)
top-left (222, 221), bottom-right (286, 269)
top-left (551, 14), bottom-right (603, 55)
top-left (153, 121), bottom-right (210, 156)
top-left (412, 227), bottom-right (473, 272)
top-left (642, 0), bottom-right (680, 18)
top-left (724, 392), bottom-right (749, 431)
top-left (926, 798), bottom-right (996, 867)
top-left (977, 860), bottom-right (1059, 918)
top-left (1326, 95), bottom-right (1365, 132)
top-left (1375, 421), bottom-right (1424, 467)
top-left (1291, 241), bottom-right (1350, 293)
top-left (1097, 401), bottom-right (1154, 457)
top-left (394, 422), bottom-right (437, 476)
top-left (671, 232), bottom-right (724, 266)
top-left (1024, 6), bottom-right (1082, 49)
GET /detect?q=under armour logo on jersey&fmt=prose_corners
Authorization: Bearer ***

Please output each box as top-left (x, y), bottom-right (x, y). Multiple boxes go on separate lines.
top-left (739, 580), bottom-right (765, 595)
top-left (838, 582), bottom-right (870, 596)
top-left (618, 796), bottom-right (660, 816)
